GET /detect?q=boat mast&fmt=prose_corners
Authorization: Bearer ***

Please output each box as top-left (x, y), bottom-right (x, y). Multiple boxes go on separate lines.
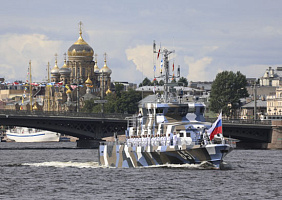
top-left (29, 60), bottom-right (32, 111)
top-left (153, 41), bottom-right (176, 103)
top-left (47, 62), bottom-right (50, 112)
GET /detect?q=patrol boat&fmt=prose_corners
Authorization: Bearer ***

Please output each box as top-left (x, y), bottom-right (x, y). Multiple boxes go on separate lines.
top-left (99, 42), bottom-right (235, 169)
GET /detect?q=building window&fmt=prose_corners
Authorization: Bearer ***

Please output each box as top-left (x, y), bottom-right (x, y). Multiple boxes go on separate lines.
top-left (82, 68), bottom-right (85, 77)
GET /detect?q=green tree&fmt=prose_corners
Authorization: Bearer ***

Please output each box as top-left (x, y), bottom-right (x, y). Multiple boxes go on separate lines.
top-left (178, 77), bottom-right (188, 86)
top-left (116, 89), bottom-right (142, 114)
top-left (159, 80), bottom-right (164, 86)
top-left (139, 77), bottom-right (151, 87)
top-left (81, 89), bottom-right (142, 114)
top-left (81, 99), bottom-right (96, 113)
top-left (114, 83), bottom-right (124, 98)
top-left (152, 79), bottom-right (158, 86)
top-left (210, 71), bottom-right (249, 117)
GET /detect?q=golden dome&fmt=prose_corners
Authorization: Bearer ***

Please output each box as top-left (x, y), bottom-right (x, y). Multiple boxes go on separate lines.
top-left (106, 86), bottom-right (112, 95)
top-left (59, 56), bottom-right (71, 75)
top-left (85, 75), bottom-right (93, 85)
top-left (94, 54), bottom-right (100, 73)
top-left (67, 23), bottom-right (94, 57)
top-left (66, 89), bottom-right (72, 94)
top-left (33, 103), bottom-right (38, 110)
top-left (51, 59), bottom-right (60, 75)
top-left (99, 53), bottom-right (112, 75)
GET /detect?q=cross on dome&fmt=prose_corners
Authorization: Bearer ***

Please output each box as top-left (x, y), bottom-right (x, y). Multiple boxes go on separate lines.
top-left (79, 21), bottom-right (83, 37)
top-left (54, 53), bottom-right (58, 65)
top-left (104, 52), bottom-right (107, 61)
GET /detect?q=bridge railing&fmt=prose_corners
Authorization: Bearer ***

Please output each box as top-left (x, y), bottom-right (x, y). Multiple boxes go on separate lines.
top-left (0, 109), bottom-right (131, 120)
top-left (205, 118), bottom-right (272, 125)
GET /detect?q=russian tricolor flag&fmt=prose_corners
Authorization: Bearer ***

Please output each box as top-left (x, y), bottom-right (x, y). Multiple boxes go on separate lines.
top-left (207, 112), bottom-right (222, 140)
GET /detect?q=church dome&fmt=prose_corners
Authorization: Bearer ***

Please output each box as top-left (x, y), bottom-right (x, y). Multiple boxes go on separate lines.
top-left (59, 58), bottom-right (71, 75)
top-left (66, 88), bottom-right (72, 94)
top-left (51, 60), bottom-right (60, 76)
top-left (94, 59), bottom-right (100, 73)
top-left (67, 28), bottom-right (94, 57)
top-left (99, 54), bottom-right (112, 75)
top-left (85, 75), bottom-right (92, 85)
top-left (106, 86), bottom-right (112, 95)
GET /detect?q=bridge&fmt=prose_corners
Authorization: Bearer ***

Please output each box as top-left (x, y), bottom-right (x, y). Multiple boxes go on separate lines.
top-left (220, 120), bottom-right (273, 149)
top-left (0, 110), bottom-right (129, 148)
top-left (1, 110), bottom-right (281, 149)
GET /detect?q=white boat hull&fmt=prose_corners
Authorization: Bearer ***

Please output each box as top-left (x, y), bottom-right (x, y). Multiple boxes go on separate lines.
top-left (6, 128), bottom-right (60, 142)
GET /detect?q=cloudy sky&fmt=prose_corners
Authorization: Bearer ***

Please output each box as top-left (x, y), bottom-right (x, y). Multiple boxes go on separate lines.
top-left (1, 0), bottom-right (282, 84)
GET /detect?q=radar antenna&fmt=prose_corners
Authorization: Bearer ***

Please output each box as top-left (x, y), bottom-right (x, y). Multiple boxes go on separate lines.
top-left (153, 41), bottom-right (180, 103)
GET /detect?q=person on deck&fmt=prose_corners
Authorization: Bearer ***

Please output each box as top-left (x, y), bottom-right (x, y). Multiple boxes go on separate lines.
top-left (156, 134), bottom-right (161, 146)
top-left (161, 134), bottom-right (166, 146)
top-left (147, 135), bottom-right (151, 146)
top-left (151, 135), bottom-right (156, 146)
top-left (173, 132), bottom-right (178, 146)
top-left (138, 111), bottom-right (142, 118)
top-left (166, 134), bottom-right (170, 146)
top-left (203, 130), bottom-right (209, 145)
top-left (170, 132), bottom-right (173, 146)
top-left (127, 136), bottom-right (131, 147)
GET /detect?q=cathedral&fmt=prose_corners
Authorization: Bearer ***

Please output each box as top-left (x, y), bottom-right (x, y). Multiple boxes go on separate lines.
top-left (44, 22), bottom-right (112, 112)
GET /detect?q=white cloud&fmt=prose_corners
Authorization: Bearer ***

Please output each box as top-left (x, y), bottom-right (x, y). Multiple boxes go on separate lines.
top-left (0, 34), bottom-right (63, 81)
top-left (185, 56), bottom-right (213, 81)
top-left (2, 0), bottom-right (282, 85)
top-left (125, 45), bottom-right (154, 79)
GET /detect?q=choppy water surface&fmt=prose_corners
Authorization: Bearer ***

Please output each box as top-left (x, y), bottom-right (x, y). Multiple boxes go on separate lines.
top-left (0, 142), bottom-right (281, 200)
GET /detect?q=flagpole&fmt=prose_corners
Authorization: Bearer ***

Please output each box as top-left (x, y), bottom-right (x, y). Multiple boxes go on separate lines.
top-left (29, 61), bottom-right (32, 111)
top-left (220, 110), bottom-right (224, 142)
top-left (47, 62), bottom-right (50, 112)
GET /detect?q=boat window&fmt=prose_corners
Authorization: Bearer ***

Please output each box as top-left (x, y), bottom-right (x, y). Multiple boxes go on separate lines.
top-left (200, 107), bottom-right (205, 114)
top-left (156, 108), bottom-right (163, 114)
top-left (179, 107), bottom-right (188, 116)
top-left (179, 132), bottom-right (184, 137)
top-left (168, 107), bottom-right (176, 114)
top-left (186, 132), bottom-right (190, 137)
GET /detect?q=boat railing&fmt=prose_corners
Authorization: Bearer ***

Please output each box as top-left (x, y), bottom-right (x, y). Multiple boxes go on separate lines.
top-left (100, 137), bottom-right (238, 148)
top-left (100, 141), bottom-right (126, 146)
top-left (126, 115), bottom-right (149, 128)
top-left (223, 138), bottom-right (238, 148)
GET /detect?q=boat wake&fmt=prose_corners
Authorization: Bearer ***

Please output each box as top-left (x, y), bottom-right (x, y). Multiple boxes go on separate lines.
top-left (21, 161), bottom-right (231, 170)
top-left (142, 161), bottom-right (219, 170)
top-left (22, 161), bottom-right (102, 168)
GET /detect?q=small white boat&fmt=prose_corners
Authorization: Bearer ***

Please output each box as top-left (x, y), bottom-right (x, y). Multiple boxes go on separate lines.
top-left (6, 127), bottom-right (60, 142)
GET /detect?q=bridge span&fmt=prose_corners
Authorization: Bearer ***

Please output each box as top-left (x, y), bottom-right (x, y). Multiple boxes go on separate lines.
top-left (1, 110), bottom-right (282, 149)
top-left (0, 110), bottom-right (129, 148)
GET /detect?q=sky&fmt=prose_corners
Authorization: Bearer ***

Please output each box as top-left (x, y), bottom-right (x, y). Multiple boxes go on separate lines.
top-left (1, 0), bottom-right (282, 84)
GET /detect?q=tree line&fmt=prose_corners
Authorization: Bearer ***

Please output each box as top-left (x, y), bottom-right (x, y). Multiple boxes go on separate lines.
top-left (139, 77), bottom-right (188, 87)
top-left (82, 71), bottom-right (250, 118)
top-left (81, 83), bottom-right (142, 114)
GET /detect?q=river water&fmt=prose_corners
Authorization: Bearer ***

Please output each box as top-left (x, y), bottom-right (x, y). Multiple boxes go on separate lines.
top-left (0, 142), bottom-right (281, 200)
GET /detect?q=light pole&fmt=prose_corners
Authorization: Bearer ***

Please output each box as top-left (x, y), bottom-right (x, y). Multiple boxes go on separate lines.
top-left (101, 71), bottom-right (104, 114)
top-left (254, 84), bottom-right (257, 120)
top-left (251, 83), bottom-right (258, 121)
top-left (74, 61), bottom-right (82, 113)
